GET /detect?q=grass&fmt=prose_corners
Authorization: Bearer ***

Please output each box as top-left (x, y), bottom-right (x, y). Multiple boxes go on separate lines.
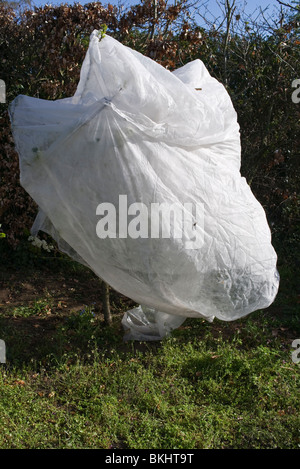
top-left (0, 257), bottom-right (299, 449)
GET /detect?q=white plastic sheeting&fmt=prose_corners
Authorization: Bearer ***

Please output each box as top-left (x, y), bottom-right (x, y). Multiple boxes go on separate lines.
top-left (9, 31), bottom-right (279, 340)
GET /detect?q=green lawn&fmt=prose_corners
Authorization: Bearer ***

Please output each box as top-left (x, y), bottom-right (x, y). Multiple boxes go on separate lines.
top-left (0, 260), bottom-right (299, 449)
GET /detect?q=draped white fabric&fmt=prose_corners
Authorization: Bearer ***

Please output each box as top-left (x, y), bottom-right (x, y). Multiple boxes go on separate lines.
top-left (9, 31), bottom-right (279, 340)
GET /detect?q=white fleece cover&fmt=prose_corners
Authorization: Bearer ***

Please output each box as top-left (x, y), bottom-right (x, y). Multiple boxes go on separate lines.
top-left (9, 32), bottom-right (279, 340)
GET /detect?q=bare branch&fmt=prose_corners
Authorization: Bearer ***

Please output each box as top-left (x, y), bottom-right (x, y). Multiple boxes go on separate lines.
top-left (276, 0), bottom-right (299, 12)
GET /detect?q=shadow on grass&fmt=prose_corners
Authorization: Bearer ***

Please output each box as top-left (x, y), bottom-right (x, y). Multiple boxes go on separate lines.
top-left (0, 252), bottom-right (299, 370)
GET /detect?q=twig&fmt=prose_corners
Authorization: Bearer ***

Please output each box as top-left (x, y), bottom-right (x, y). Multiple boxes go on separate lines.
top-left (276, 0), bottom-right (300, 12)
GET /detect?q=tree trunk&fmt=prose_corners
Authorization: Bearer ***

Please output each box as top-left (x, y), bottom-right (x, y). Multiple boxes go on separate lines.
top-left (100, 280), bottom-right (112, 325)
top-left (223, 0), bottom-right (236, 88)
